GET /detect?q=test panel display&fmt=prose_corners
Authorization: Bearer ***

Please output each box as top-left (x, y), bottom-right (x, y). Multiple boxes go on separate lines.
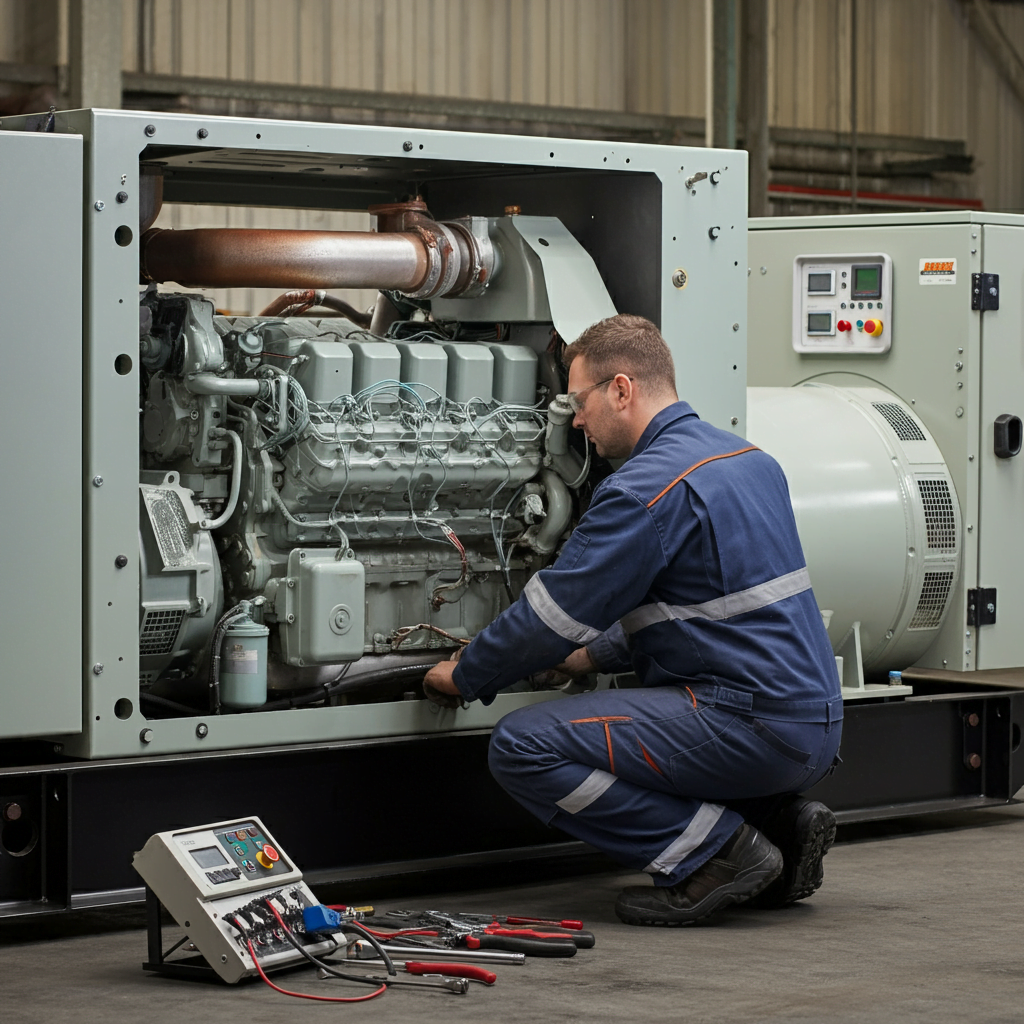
top-left (791, 253), bottom-right (892, 354)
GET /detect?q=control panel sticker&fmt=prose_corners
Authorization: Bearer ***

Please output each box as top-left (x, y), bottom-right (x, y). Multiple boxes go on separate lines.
top-left (919, 258), bottom-right (957, 285)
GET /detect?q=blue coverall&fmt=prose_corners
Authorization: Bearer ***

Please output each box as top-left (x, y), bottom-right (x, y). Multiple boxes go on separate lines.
top-left (452, 402), bottom-right (843, 887)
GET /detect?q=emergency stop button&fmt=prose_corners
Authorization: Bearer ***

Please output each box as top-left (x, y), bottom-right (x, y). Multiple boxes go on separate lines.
top-left (256, 845), bottom-right (280, 869)
top-left (863, 318), bottom-right (884, 337)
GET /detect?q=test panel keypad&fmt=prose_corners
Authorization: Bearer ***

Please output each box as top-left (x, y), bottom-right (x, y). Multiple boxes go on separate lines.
top-left (179, 820), bottom-right (291, 888)
top-left (792, 252), bottom-right (893, 354)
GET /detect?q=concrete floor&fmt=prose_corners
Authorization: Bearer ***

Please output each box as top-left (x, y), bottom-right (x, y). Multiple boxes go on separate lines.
top-left (2, 805), bottom-right (1023, 1024)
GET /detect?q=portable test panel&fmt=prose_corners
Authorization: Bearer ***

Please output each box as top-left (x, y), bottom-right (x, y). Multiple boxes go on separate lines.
top-left (133, 815), bottom-right (336, 983)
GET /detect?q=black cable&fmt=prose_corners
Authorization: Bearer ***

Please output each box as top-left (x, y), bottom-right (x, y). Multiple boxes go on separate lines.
top-left (263, 901), bottom-right (384, 986)
top-left (339, 921), bottom-right (398, 976)
top-left (139, 692), bottom-right (206, 716)
top-left (253, 662), bottom-right (437, 712)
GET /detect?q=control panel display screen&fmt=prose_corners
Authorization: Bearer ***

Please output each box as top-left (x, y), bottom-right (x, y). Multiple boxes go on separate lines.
top-left (807, 272), bottom-right (834, 294)
top-left (190, 846), bottom-right (229, 869)
top-left (807, 312), bottom-right (833, 334)
top-left (852, 265), bottom-right (882, 299)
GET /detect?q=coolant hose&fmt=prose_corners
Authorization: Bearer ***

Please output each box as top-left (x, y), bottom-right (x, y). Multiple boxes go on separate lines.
top-left (201, 429), bottom-right (243, 531)
top-left (531, 469), bottom-right (572, 555)
top-left (184, 372), bottom-right (262, 397)
top-left (209, 602), bottom-right (251, 713)
top-left (544, 395), bottom-right (587, 486)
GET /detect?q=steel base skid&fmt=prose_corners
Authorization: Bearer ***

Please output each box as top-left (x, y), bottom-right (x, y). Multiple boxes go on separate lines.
top-left (1, 681), bottom-right (1022, 918)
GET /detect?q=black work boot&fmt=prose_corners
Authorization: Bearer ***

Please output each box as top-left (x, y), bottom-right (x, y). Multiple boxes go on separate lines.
top-left (615, 824), bottom-right (782, 926)
top-left (746, 796), bottom-right (836, 908)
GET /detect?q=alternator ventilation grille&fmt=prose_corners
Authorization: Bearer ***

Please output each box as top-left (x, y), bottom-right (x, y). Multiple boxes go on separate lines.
top-left (140, 609), bottom-right (185, 655)
top-left (908, 571), bottom-right (954, 630)
top-left (872, 402), bottom-right (926, 441)
top-left (918, 479), bottom-right (957, 551)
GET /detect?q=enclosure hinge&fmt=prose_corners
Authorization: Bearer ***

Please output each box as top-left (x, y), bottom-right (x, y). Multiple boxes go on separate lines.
top-left (967, 587), bottom-right (997, 626)
top-left (971, 272), bottom-right (999, 311)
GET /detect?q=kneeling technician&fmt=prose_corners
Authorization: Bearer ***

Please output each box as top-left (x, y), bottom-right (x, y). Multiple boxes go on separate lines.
top-left (425, 313), bottom-right (842, 926)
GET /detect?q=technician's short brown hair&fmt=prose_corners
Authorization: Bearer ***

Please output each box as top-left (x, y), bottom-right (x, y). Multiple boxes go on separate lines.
top-left (564, 314), bottom-right (677, 398)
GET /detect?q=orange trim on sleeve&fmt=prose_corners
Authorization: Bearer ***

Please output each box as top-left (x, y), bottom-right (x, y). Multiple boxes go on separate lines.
top-left (646, 446), bottom-right (760, 508)
top-left (684, 686), bottom-right (697, 709)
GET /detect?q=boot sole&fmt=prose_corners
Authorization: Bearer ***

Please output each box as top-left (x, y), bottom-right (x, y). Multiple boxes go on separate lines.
top-left (749, 802), bottom-right (836, 908)
top-left (615, 845), bottom-right (783, 926)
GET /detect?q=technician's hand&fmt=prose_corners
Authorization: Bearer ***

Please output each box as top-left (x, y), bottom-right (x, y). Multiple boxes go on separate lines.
top-left (556, 646), bottom-right (596, 677)
top-left (423, 648), bottom-right (465, 708)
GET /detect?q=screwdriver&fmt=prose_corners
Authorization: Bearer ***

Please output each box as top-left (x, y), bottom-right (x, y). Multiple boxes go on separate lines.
top-left (339, 961), bottom-right (496, 985)
top-left (319, 967), bottom-right (468, 994)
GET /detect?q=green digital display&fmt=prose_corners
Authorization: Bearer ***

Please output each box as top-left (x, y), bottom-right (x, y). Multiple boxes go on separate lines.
top-left (807, 312), bottom-right (832, 334)
top-left (852, 264), bottom-right (882, 299)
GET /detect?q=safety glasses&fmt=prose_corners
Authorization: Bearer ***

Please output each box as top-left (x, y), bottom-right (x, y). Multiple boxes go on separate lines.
top-left (565, 376), bottom-right (633, 414)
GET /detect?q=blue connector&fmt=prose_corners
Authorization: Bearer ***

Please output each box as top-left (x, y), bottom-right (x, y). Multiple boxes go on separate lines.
top-left (303, 904), bottom-right (342, 933)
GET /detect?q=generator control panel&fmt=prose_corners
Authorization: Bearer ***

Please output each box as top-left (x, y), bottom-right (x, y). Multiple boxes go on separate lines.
top-left (134, 816), bottom-right (337, 983)
top-left (792, 252), bottom-right (893, 354)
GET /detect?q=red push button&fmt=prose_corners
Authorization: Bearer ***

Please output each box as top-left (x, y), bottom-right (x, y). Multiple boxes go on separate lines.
top-left (256, 845), bottom-right (280, 869)
top-left (837, 320), bottom-right (852, 332)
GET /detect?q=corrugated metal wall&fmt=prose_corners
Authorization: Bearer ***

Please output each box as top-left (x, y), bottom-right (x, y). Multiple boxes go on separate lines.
top-left (768, 0), bottom-right (1024, 213)
top-left (7, 0), bottom-right (1024, 302)
top-left (4, 0), bottom-right (1021, 211)
top-left (122, 0), bottom-right (1024, 211)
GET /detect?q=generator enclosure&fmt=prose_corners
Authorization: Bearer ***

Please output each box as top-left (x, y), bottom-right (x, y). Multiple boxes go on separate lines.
top-left (0, 109), bottom-right (747, 760)
top-left (747, 212), bottom-right (1024, 681)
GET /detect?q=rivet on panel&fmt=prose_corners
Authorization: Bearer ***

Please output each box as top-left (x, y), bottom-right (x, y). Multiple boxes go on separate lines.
top-left (92, 663), bottom-right (104, 675)
top-left (92, 475), bottom-right (104, 487)
top-left (140, 728), bottom-right (154, 743)
top-left (144, 124), bottom-right (156, 136)
top-left (93, 200), bottom-right (105, 211)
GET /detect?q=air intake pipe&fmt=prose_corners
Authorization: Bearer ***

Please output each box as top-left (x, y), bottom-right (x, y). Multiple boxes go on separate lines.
top-left (139, 199), bottom-right (497, 300)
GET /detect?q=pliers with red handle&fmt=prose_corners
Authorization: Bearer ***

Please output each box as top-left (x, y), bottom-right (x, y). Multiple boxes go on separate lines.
top-left (422, 911), bottom-right (579, 957)
top-left (365, 911), bottom-right (579, 957)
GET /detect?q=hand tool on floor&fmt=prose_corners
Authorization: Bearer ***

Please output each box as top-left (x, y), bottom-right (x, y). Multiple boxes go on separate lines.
top-left (430, 912), bottom-right (596, 948)
top-left (439, 912), bottom-right (585, 930)
top-left (345, 939), bottom-right (525, 965)
top-left (337, 961), bottom-right (496, 985)
top-left (365, 909), bottom-right (582, 955)
top-left (319, 967), bottom-right (469, 994)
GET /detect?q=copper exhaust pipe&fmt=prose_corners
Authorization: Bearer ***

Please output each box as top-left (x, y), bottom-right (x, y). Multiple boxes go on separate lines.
top-left (141, 227), bottom-right (431, 292)
top-left (139, 199), bottom-right (497, 300)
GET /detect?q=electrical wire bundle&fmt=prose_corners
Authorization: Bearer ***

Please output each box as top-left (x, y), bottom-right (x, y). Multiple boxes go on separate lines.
top-left (226, 894), bottom-right (396, 1003)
